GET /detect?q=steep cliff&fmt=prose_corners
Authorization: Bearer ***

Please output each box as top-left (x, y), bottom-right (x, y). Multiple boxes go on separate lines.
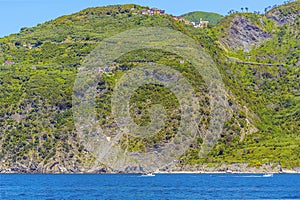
top-left (0, 2), bottom-right (299, 173)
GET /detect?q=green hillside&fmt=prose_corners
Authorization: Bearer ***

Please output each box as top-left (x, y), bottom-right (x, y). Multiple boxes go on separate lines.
top-left (181, 11), bottom-right (223, 24)
top-left (0, 2), bottom-right (299, 173)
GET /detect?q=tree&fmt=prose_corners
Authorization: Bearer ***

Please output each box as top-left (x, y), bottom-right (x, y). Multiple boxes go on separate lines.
top-left (228, 10), bottom-right (234, 15)
top-left (245, 7), bottom-right (249, 12)
top-left (241, 7), bottom-right (244, 12)
top-left (227, 9), bottom-right (235, 15)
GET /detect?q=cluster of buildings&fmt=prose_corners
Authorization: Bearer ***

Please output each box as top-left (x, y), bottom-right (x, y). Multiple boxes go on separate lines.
top-left (192, 18), bottom-right (209, 28)
top-left (172, 16), bottom-right (193, 25)
top-left (173, 16), bottom-right (209, 28)
top-left (141, 8), bottom-right (165, 15)
top-left (139, 8), bottom-right (209, 28)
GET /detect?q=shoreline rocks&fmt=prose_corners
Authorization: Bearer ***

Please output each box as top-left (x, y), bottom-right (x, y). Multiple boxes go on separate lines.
top-left (1, 162), bottom-right (300, 174)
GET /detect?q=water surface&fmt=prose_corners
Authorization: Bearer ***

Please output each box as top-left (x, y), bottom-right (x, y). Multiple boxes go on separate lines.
top-left (1, 174), bottom-right (300, 199)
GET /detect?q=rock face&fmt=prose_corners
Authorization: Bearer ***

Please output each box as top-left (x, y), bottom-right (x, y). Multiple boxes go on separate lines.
top-left (169, 163), bottom-right (300, 174)
top-left (0, 160), bottom-right (113, 174)
top-left (267, 3), bottom-right (300, 25)
top-left (221, 15), bottom-right (272, 52)
top-left (1, 2), bottom-right (299, 174)
top-left (267, 10), bottom-right (298, 25)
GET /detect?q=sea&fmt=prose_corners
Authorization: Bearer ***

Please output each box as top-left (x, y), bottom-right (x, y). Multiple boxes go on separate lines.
top-left (1, 174), bottom-right (300, 199)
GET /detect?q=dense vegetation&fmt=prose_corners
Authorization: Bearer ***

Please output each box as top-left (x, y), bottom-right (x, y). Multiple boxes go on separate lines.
top-left (181, 11), bottom-right (223, 24)
top-left (0, 2), bottom-right (299, 172)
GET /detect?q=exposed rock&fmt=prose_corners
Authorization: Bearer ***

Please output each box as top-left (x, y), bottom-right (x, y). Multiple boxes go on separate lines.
top-left (267, 5), bottom-right (300, 25)
top-left (1, 2), bottom-right (299, 175)
top-left (267, 12), bottom-right (298, 25)
top-left (49, 161), bottom-right (59, 170)
top-left (221, 15), bottom-right (272, 52)
top-left (171, 163), bottom-right (300, 174)
top-left (123, 165), bottom-right (144, 173)
top-left (0, 160), bottom-right (114, 174)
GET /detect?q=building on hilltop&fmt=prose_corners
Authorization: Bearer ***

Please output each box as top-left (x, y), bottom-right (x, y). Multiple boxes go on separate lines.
top-left (141, 8), bottom-right (165, 16)
top-left (172, 16), bottom-right (193, 25)
top-left (193, 18), bottom-right (209, 28)
top-left (172, 16), bottom-right (209, 28)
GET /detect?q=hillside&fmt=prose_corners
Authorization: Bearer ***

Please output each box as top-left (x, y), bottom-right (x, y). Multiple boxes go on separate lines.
top-left (0, 2), bottom-right (299, 173)
top-left (181, 11), bottom-right (223, 24)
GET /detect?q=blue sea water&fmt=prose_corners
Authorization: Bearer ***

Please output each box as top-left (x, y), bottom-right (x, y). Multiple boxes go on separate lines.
top-left (1, 174), bottom-right (300, 199)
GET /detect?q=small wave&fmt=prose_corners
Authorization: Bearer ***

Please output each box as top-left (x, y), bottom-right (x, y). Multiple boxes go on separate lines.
top-left (235, 175), bottom-right (264, 178)
top-left (216, 175), bottom-right (265, 178)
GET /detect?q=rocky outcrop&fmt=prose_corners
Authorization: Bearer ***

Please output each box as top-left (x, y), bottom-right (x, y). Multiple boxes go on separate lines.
top-left (267, 10), bottom-right (298, 25)
top-left (168, 163), bottom-right (300, 174)
top-left (266, 2), bottom-right (300, 25)
top-left (221, 15), bottom-right (272, 52)
top-left (0, 160), bottom-right (113, 174)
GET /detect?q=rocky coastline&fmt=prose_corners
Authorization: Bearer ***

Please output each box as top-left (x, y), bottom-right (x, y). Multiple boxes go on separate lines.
top-left (1, 162), bottom-right (300, 174)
